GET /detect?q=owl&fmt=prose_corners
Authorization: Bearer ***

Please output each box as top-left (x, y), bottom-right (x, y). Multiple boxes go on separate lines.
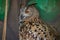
top-left (19, 6), bottom-right (56, 40)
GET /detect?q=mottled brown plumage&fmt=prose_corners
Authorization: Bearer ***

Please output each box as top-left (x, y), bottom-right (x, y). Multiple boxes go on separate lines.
top-left (19, 6), bottom-right (55, 40)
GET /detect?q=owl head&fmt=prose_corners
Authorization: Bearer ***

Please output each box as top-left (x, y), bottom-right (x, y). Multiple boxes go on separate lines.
top-left (19, 7), bottom-right (33, 20)
top-left (19, 6), bottom-right (39, 24)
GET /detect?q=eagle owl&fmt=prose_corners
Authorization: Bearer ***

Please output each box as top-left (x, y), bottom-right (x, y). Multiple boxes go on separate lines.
top-left (19, 6), bottom-right (56, 40)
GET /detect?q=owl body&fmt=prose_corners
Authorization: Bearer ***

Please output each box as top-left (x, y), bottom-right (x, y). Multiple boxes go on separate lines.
top-left (19, 6), bottom-right (55, 40)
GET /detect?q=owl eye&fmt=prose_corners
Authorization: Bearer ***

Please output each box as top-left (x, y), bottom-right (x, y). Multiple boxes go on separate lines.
top-left (25, 10), bottom-right (30, 14)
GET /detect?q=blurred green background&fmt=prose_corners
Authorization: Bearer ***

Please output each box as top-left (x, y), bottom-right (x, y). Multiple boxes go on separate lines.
top-left (27, 0), bottom-right (60, 22)
top-left (0, 0), bottom-right (6, 21)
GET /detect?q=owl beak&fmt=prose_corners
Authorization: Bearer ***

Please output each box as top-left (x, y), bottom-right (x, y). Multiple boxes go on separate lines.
top-left (21, 14), bottom-right (25, 20)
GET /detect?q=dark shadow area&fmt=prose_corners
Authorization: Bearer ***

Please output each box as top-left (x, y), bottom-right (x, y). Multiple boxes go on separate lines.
top-left (6, 0), bottom-right (19, 40)
top-left (0, 21), bottom-right (3, 40)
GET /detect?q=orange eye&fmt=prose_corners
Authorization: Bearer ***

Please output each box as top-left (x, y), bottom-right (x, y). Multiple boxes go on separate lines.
top-left (25, 10), bottom-right (29, 14)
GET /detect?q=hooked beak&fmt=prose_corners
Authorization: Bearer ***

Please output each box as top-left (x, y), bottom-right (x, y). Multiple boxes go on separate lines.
top-left (20, 14), bottom-right (25, 20)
